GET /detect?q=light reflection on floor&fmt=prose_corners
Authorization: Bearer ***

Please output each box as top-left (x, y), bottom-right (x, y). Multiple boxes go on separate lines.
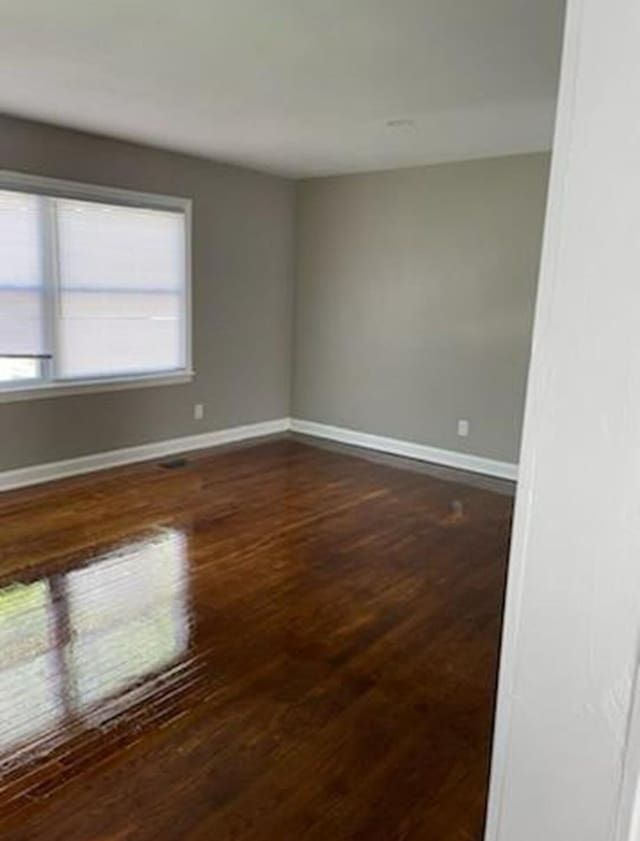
top-left (0, 529), bottom-right (190, 762)
top-left (0, 579), bottom-right (60, 753)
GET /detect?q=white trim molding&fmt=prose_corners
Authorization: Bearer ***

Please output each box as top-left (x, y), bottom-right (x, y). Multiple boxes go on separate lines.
top-left (0, 418), bottom-right (289, 492)
top-left (290, 418), bottom-right (518, 481)
top-left (0, 169), bottom-right (191, 212)
top-left (0, 416), bottom-right (518, 493)
top-left (0, 371), bottom-right (194, 404)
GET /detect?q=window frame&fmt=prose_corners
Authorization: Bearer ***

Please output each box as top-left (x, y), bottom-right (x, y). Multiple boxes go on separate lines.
top-left (0, 170), bottom-right (193, 403)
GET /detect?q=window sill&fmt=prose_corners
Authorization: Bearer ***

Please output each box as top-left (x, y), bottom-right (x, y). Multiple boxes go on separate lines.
top-left (0, 371), bottom-right (194, 404)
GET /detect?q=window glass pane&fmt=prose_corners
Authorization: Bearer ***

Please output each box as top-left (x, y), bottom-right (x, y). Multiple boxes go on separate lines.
top-left (0, 190), bottom-right (46, 359)
top-left (55, 199), bottom-right (186, 379)
top-left (0, 357), bottom-right (40, 383)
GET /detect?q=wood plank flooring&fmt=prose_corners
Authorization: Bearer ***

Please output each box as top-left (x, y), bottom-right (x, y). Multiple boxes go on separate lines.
top-left (0, 437), bottom-right (512, 840)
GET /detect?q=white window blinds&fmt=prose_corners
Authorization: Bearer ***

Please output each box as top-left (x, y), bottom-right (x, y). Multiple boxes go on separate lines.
top-left (56, 200), bottom-right (186, 379)
top-left (0, 190), bottom-right (47, 359)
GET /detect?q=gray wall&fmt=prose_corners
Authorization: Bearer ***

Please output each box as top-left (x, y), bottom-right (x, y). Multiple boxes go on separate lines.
top-left (292, 154), bottom-right (550, 464)
top-left (0, 118), bottom-right (548, 473)
top-left (0, 114), bottom-right (295, 470)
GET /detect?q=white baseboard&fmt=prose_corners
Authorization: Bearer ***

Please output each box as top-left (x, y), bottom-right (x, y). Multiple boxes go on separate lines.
top-left (0, 418), bottom-right (290, 492)
top-left (0, 416), bottom-right (517, 492)
top-left (290, 418), bottom-right (518, 481)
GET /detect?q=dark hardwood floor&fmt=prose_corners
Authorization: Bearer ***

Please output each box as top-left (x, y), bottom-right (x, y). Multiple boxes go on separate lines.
top-left (0, 437), bottom-right (512, 840)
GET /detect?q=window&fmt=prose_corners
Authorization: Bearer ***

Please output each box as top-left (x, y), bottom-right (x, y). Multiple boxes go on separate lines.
top-left (0, 172), bottom-right (192, 400)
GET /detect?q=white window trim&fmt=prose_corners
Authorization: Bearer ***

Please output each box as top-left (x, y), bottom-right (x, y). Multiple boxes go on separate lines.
top-left (0, 170), bottom-right (193, 403)
top-left (0, 372), bottom-right (194, 404)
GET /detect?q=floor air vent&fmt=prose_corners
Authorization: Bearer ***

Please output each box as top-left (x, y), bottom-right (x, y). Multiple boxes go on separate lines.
top-left (159, 457), bottom-right (189, 470)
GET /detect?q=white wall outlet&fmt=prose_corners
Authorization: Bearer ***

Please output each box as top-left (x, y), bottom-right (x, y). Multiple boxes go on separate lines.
top-left (457, 419), bottom-right (470, 438)
top-left (194, 403), bottom-right (205, 421)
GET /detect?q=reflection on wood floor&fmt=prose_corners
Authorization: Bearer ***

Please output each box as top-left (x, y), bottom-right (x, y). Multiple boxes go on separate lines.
top-left (0, 437), bottom-right (512, 841)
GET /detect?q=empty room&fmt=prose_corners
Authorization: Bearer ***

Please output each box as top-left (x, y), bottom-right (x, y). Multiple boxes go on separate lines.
top-left (7, 1), bottom-right (636, 839)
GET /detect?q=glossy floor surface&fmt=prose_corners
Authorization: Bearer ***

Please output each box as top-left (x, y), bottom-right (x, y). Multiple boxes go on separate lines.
top-left (0, 437), bottom-right (512, 840)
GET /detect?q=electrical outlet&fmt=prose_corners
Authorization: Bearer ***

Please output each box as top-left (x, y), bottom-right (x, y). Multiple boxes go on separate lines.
top-left (457, 419), bottom-right (469, 438)
top-left (194, 403), bottom-right (205, 421)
